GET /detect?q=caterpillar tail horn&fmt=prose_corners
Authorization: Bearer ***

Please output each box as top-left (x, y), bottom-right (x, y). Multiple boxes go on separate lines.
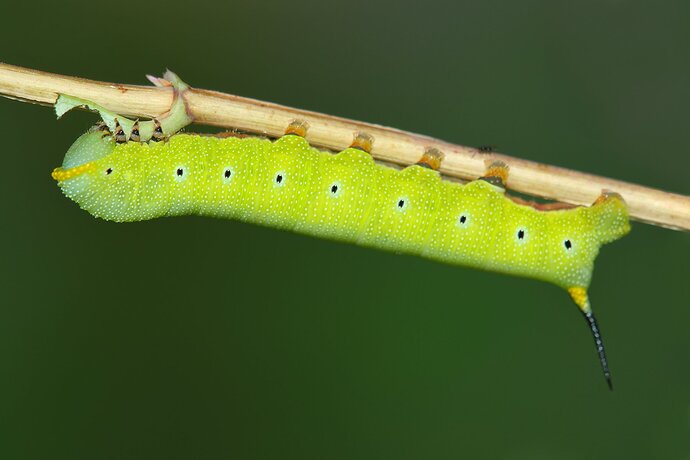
top-left (568, 287), bottom-right (613, 390)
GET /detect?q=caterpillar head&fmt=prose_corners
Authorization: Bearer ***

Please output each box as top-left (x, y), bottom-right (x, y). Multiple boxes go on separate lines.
top-left (56, 128), bottom-right (116, 172)
top-left (52, 130), bottom-right (124, 220)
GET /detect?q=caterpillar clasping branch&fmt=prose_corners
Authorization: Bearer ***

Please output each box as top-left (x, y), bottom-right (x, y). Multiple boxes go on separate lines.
top-left (51, 72), bottom-right (631, 389)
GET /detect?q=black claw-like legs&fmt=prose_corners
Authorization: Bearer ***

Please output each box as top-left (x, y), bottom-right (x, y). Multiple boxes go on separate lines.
top-left (55, 70), bottom-right (194, 145)
top-left (151, 119), bottom-right (164, 142)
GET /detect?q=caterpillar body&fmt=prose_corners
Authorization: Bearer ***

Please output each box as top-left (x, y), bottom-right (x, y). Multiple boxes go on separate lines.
top-left (51, 73), bottom-right (630, 389)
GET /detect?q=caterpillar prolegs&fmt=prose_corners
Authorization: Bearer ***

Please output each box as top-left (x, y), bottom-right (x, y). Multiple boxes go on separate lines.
top-left (52, 72), bottom-right (630, 389)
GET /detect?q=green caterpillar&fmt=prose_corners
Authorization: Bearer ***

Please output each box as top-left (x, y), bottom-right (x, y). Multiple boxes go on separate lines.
top-left (52, 73), bottom-right (630, 389)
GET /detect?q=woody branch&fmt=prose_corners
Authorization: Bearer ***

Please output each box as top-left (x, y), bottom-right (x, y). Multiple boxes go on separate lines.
top-left (0, 62), bottom-right (688, 231)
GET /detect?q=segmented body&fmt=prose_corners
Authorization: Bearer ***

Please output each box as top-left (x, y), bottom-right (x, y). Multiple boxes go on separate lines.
top-left (54, 131), bottom-right (629, 291)
top-left (48, 69), bottom-right (632, 389)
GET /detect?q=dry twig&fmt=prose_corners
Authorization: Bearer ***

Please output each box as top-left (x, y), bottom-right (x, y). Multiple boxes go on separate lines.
top-left (0, 62), bottom-right (688, 231)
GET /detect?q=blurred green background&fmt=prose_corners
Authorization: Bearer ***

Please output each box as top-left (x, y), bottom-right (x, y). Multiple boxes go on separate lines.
top-left (1, 0), bottom-right (688, 458)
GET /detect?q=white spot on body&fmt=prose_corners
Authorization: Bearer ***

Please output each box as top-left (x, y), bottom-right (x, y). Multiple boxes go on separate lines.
top-left (457, 213), bottom-right (470, 228)
top-left (274, 171), bottom-right (286, 187)
top-left (329, 181), bottom-right (342, 197)
top-left (174, 165), bottom-right (187, 182)
top-left (222, 166), bottom-right (234, 183)
top-left (396, 197), bottom-right (409, 212)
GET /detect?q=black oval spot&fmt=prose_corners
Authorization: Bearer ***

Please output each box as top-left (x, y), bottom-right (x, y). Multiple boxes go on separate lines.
top-left (224, 169), bottom-right (232, 179)
top-left (105, 168), bottom-right (113, 175)
top-left (330, 184), bottom-right (338, 194)
top-left (398, 199), bottom-right (405, 208)
top-left (564, 239), bottom-right (573, 250)
top-left (517, 229), bottom-right (525, 240)
top-left (459, 215), bottom-right (467, 224)
top-left (275, 174), bottom-right (283, 184)
top-left (176, 168), bottom-right (184, 177)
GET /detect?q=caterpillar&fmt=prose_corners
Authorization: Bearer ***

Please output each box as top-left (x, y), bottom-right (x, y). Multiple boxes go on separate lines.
top-left (51, 72), bottom-right (630, 389)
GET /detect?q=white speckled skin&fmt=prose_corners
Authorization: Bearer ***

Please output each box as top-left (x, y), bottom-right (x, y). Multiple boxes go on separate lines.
top-left (56, 131), bottom-right (630, 290)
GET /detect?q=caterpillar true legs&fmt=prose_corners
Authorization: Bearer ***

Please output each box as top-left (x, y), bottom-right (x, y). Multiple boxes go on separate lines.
top-left (52, 72), bottom-right (630, 389)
